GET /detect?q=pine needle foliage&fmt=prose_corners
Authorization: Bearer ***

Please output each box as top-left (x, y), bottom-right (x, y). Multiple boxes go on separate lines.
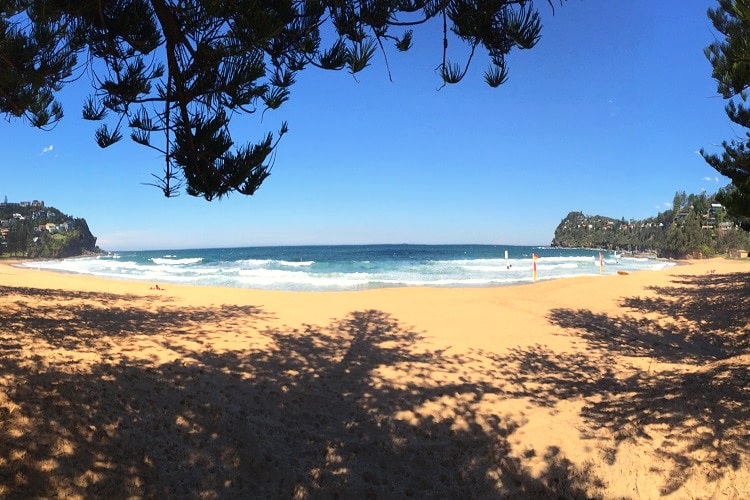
top-left (703, 0), bottom-right (750, 225)
top-left (1, 0), bottom-right (562, 200)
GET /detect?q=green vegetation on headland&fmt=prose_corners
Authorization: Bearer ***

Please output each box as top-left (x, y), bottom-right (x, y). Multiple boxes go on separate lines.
top-left (0, 199), bottom-right (99, 259)
top-left (551, 191), bottom-right (750, 259)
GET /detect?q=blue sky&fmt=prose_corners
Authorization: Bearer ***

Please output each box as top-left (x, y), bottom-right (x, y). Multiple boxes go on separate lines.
top-left (0, 0), bottom-right (734, 251)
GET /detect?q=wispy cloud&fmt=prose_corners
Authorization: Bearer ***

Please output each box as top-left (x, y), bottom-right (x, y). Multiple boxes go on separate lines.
top-left (702, 176), bottom-right (720, 182)
top-left (41, 144), bottom-right (53, 154)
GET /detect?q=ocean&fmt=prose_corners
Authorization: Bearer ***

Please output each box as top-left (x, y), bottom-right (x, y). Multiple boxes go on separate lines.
top-left (21, 244), bottom-right (676, 291)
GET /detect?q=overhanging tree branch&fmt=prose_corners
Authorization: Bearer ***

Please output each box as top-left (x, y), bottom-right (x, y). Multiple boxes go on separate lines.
top-left (1, 0), bottom-right (564, 200)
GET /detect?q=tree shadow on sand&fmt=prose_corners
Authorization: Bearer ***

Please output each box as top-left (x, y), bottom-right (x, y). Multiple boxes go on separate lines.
top-left (0, 285), bottom-right (270, 350)
top-left (492, 271), bottom-right (750, 496)
top-left (0, 286), bottom-right (602, 498)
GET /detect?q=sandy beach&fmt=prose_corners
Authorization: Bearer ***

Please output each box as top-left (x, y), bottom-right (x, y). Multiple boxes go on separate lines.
top-left (1, 258), bottom-right (748, 498)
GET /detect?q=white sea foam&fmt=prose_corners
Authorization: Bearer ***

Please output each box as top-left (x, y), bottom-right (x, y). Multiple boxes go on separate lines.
top-left (237, 268), bottom-right (370, 289)
top-left (537, 255), bottom-right (601, 263)
top-left (150, 257), bottom-right (203, 265)
top-left (97, 253), bottom-right (121, 259)
top-left (236, 258), bottom-right (273, 267)
top-left (279, 260), bottom-right (314, 267)
top-left (20, 247), bottom-right (677, 291)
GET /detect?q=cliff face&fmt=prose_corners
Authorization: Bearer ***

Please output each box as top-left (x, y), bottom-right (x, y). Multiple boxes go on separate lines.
top-left (551, 212), bottom-right (622, 249)
top-left (55, 219), bottom-right (99, 258)
top-left (1, 202), bottom-right (99, 258)
top-left (552, 192), bottom-right (750, 257)
top-left (550, 211), bottom-right (668, 252)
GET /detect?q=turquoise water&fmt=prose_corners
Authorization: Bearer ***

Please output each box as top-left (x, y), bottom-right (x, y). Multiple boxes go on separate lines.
top-left (23, 244), bottom-right (675, 291)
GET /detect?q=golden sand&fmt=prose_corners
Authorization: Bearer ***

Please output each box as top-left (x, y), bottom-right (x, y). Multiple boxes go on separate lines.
top-left (1, 258), bottom-right (748, 498)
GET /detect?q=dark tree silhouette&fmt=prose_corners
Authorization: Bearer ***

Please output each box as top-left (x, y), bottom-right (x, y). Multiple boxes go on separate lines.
top-left (1, 0), bottom-right (562, 200)
top-left (703, 0), bottom-right (750, 227)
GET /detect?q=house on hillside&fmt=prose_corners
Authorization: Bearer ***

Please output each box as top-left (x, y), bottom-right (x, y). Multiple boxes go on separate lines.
top-left (703, 203), bottom-right (726, 229)
top-left (673, 210), bottom-right (690, 226)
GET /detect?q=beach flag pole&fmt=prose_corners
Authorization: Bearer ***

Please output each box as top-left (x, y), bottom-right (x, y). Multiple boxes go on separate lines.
top-left (599, 252), bottom-right (604, 274)
top-left (532, 253), bottom-right (538, 282)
